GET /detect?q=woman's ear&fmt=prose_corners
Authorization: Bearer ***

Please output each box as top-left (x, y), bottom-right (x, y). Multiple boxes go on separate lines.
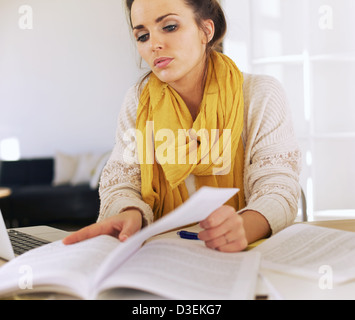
top-left (202, 19), bottom-right (215, 44)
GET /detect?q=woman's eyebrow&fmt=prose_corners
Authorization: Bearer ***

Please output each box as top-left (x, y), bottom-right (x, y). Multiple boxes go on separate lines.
top-left (133, 13), bottom-right (179, 30)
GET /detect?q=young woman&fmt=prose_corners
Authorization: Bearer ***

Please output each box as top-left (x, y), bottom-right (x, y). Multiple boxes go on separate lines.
top-left (63, 0), bottom-right (301, 252)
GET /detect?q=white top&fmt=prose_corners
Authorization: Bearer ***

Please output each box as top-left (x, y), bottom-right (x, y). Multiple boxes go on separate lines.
top-left (98, 73), bottom-right (302, 235)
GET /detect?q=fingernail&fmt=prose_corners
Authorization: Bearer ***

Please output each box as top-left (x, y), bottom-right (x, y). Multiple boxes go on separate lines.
top-left (120, 235), bottom-right (128, 242)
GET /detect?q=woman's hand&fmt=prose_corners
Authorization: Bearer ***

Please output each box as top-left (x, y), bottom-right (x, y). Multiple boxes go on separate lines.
top-left (198, 206), bottom-right (271, 253)
top-left (198, 206), bottom-right (248, 252)
top-left (62, 209), bottom-right (143, 245)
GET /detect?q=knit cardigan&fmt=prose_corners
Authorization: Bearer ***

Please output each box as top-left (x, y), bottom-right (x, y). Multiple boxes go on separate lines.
top-left (98, 73), bottom-right (302, 235)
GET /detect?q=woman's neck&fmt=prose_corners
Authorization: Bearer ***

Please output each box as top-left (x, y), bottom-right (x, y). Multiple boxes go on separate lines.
top-left (168, 57), bottom-right (207, 121)
top-left (178, 85), bottom-right (204, 121)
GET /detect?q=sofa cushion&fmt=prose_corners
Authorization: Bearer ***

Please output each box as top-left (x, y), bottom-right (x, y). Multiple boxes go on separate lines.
top-left (52, 152), bottom-right (79, 186)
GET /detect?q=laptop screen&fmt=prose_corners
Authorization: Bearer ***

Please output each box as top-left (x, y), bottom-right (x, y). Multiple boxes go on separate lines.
top-left (0, 210), bottom-right (15, 260)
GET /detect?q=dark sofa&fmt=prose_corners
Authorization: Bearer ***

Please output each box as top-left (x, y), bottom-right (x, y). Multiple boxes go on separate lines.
top-left (0, 158), bottom-right (100, 228)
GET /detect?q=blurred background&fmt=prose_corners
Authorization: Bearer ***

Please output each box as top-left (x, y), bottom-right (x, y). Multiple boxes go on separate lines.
top-left (0, 0), bottom-right (354, 226)
top-left (223, 0), bottom-right (355, 221)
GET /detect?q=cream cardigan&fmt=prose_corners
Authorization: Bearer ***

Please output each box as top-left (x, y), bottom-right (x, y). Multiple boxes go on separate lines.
top-left (98, 73), bottom-right (302, 235)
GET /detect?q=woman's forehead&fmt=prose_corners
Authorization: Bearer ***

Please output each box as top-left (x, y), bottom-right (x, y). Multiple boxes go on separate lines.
top-left (131, 0), bottom-right (191, 26)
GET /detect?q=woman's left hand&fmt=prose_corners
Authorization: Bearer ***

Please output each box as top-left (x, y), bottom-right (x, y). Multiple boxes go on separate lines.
top-left (198, 205), bottom-right (248, 253)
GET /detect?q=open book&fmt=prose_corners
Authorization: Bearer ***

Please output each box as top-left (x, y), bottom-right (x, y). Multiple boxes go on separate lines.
top-left (253, 223), bottom-right (355, 284)
top-left (0, 187), bottom-right (260, 300)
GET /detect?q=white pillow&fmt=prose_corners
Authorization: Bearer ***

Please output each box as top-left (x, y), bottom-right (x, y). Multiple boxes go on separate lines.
top-left (89, 151), bottom-right (111, 189)
top-left (70, 153), bottom-right (101, 186)
top-left (52, 152), bottom-right (79, 186)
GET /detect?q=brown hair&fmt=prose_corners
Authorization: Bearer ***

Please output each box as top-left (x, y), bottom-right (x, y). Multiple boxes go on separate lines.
top-left (183, 0), bottom-right (226, 53)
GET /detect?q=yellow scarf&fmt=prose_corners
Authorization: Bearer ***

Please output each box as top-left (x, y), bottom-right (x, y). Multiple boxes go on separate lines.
top-left (136, 51), bottom-right (245, 221)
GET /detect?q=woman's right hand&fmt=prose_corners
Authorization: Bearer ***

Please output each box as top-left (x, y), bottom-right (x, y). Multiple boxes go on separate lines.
top-left (62, 209), bottom-right (143, 245)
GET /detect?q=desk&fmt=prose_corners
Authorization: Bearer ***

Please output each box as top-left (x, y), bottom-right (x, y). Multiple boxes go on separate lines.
top-left (0, 188), bottom-right (11, 199)
top-left (305, 219), bottom-right (355, 233)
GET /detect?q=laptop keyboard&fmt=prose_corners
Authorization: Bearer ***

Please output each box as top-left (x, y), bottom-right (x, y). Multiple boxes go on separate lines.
top-left (8, 230), bottom-right (50, 255)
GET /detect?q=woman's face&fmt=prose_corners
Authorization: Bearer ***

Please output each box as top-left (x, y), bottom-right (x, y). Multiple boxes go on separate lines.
top-left (131, 0), bottom-right (214, 88)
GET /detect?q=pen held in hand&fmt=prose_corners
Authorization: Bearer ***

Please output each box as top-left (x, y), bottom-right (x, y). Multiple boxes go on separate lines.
top-left (177, 230), bottom-right (200, 240)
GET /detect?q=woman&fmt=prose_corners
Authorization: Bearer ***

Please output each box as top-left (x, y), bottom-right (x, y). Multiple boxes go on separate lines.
top-left (64, 0), bottom-right (301, 252)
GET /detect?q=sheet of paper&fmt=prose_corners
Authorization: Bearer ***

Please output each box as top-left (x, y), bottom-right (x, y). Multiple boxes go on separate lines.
top-left (94, 187), bottom-right (239, 286)
top-left (253, 224), bottom-right (355, 284)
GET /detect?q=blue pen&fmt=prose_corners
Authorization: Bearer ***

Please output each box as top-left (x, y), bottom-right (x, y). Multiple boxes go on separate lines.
top-left (177, 230), bottom-right (200, 240)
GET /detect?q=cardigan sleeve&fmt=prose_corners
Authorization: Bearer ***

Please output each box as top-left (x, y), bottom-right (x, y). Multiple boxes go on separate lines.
top-left (240, 74), bottom-right (302, 234)
top-left (97, 85), bottom-right (154, 226)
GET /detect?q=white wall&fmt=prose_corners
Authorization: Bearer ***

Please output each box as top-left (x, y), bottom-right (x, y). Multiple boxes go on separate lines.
top-left (223, 0), bottom-right (252, 73)
top-left (224, 0), bottom-right (355, 218)
top-left (0, 0), bottom-right (143, 158)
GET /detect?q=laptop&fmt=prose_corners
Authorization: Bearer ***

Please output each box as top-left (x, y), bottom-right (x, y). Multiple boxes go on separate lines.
top-left (0, 210), bottom-right (70, 261)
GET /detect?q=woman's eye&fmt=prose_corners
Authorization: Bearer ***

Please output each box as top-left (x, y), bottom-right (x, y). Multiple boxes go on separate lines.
top-left (163, 24), bottom-right (178, 32)
top-left (137, 33), bottom-right (149, 42)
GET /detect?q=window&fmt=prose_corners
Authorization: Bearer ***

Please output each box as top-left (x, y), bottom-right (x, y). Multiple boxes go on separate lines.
top-left (223, 0), bottom-right (355, 220)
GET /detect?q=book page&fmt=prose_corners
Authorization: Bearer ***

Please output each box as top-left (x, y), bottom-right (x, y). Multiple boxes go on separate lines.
top-left (0, 235), bottom-right (119, 299)
top-left (94, 187), bottom-right (239, 285)
top-left (253, 224), bottom-right (355, 284)
top-left (97, 238), bottom-right (260, 300)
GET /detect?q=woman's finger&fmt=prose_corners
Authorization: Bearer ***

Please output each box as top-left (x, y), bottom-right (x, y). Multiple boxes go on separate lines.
top-left (63, 209), bottom-right (143, 245)
top-left (198, 221), bottom-right (230, 242)
top-left (62, 222), bottom-right (115, 245)
top-left (199, 205), bottom-right (235, 229)
top-left (216, 236), bottom-right (248, 253)
top-left (203, 231), bottom-right (232, 250)
top-left (118, 218), bottom-right (141, 242)
top-left (199, 212), bottom-right (243, 240)
top-left (199, 213), bottom-right (247, 252)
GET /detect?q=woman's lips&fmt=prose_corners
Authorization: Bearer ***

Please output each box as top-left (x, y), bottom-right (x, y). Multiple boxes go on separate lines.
top-left (154, 57), bottom-right (174, 69)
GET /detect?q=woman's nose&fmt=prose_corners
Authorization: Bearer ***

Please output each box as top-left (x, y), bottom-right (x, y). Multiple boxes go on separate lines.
top-left (150, 32), bottom-right (163, 51)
